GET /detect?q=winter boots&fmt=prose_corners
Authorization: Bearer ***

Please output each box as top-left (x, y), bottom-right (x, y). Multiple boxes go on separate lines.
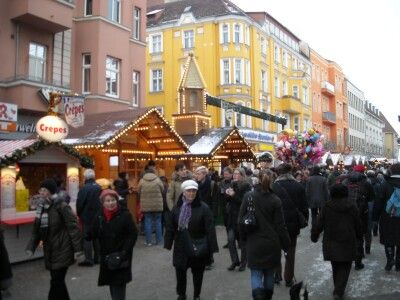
top-left (385, 246), bottom-right (395, 271)
top-left (252, 288), bottom-right (273, 300)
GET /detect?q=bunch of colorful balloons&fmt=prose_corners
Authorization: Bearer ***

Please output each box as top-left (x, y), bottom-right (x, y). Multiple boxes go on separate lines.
top-left (275, 128), bottom-right (325, 166)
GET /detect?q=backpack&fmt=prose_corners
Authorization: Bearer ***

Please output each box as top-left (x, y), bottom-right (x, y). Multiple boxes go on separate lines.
top-left (347, 182), bottom-right (368, 216)
top-left (385, 188), bottom-right (400, 218)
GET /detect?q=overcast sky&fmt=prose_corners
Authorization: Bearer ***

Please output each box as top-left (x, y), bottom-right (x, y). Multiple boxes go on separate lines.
top-left (231, 0), bottom-right (400, 134)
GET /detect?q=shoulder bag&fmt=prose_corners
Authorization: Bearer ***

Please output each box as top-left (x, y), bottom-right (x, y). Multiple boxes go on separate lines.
top-left (182, 229), bottom-right (208, 258)
top-left (239, 193), bottom-right (258, 233)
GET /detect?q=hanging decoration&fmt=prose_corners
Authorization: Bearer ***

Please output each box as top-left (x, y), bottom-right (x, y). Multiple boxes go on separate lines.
top-left (275, 128), bottom-right (325, 166)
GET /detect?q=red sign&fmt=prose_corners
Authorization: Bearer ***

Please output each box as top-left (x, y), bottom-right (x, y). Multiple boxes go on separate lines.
top-left (0, 102), bottom-right (18, 132)
top-left (36, 115), bottom-right (69, 142)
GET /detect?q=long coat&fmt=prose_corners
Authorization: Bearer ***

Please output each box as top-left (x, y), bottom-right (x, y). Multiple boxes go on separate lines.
top-left (311, 197), bottom-right (362, 262)
top-left (373, 175), bottom-right (400, 246)
top-left (197, 175), bottom-right (219, 218)
top-left (76, 178), bottom-right (102, 226)
top-left (238, 187), bottom-right (291, 270)
top-left (166, 171), bottom-right (193, 211)
top-left (306, 175), bottom-right (329, 209)
top-left (91, 207), bottom-right (138, 286)
top-left (26, 196), bottom-right (82, 270)
top-left (226, 180), bottom-right (252, 229)
top-left (272, 175), bottom-right (309, 237)
top-left (0, 227), bottom-right (12, 284)
top-left (138, 172), bottom-right (164, 212)
top-left (164, 194), bottom-right (219, 269)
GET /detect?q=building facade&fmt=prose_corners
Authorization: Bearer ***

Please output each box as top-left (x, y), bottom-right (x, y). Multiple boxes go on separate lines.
top-left (346, 79), bottom-right (366, 155)
top-left (145, 0), bottom-right (311, 152)
top-left (365, 101), bottom-right (385, 158)
top-left (380, 113), bottom-right (399, 160)
top-left (310, 49), bottom-right (348, 153)
top-left (0, 0), bottom-right (147, 139)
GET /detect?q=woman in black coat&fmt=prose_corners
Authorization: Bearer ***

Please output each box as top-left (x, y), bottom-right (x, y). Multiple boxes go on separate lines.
top-left (311, 184), bottom-right (362, 300)
top-left (225, 168), bottom-right (252, 271)
top-left (164, 180), bottom-right (218, 300)
top-left (0, 226), bottom-right (12, 299)
top-left (90, 189), bottom-right (137, 300)
top-left (239, 171), bottom-right (290, 300)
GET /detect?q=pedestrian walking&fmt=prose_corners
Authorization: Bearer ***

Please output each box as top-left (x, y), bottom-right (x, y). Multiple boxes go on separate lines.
top-left (305, 165), bottom-right (329, 227)
top-left (239, 170), bottom-right (290, 300)
top-left (0, 226), bottom-right (12, 300)
top-left (166, 163), bottom-right (193, 211)
top-left (311, 184), bottom-right (362, 300)
top-left (89, 189), bottom-right (137, 300)
top-left (218, 167), bottom-right (233, 249)
top-left (226, 168), bottom-right (252, 271)
top-left (113, 172), bottom-right (131, 207)
top-left (138, 165), bottom-right (164, 246)
top-left (373, 163), bottom-right (400, 271)
top-left (272, 163), bottom-right (308, 287)
top-left (194, 166), bottom-right (219, 270)
top-left (26, 178), bottom-right (82, 300)
top-left (164, 180), bottom-right (219, 300)
top-left (76, 169), bottom-right (102, 266)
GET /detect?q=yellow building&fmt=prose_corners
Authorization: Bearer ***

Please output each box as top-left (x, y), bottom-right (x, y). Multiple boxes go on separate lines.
top-left (146, 0), bottom-right (312, 152)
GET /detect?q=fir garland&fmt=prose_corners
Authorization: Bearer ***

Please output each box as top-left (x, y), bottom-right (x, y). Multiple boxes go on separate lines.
top-left (0, 139), bottom-right (94, 168)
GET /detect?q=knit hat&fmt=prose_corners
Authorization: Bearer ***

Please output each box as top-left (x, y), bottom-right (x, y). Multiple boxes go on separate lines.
top-left (40, 178), bottom-right (57, 195)
top-left (353, 164), bottom-right (365, 173)
top-left (181, 180), bottom-right (198, 191)
top-left (100, 189), bottom-right (119, 201)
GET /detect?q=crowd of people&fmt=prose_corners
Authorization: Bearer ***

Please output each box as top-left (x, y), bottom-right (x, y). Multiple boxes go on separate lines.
top-left (0, 159), bottom-right (400, 300)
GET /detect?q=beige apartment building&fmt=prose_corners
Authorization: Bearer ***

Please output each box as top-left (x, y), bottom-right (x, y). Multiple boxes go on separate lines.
top-left (0, 0), bottom-right (147, 139)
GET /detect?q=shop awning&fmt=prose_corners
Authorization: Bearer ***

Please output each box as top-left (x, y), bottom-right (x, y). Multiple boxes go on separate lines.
top-left (0, 140), bottom-right (36, 159)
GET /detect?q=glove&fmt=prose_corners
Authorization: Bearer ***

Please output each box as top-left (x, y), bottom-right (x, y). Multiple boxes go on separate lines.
top-left (74, 251), bottom-right (85, 263)
top-left (26, 250), bottom-right (34, 257)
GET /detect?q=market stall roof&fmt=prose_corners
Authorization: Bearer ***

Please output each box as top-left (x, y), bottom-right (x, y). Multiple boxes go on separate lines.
top-left (321, 152), bottom-right (343, 165)
top-left (180, 127), bottom-right (256, 161)
top-left (0, 139), bottom-right (93, 168)
top-left (64, 107), bottom-right (189, 154)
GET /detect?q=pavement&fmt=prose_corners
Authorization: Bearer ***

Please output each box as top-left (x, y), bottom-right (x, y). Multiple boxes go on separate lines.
top-left (5, 225), bottom-right (400, 300)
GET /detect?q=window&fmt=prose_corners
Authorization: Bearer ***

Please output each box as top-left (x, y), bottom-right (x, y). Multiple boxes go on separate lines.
top-left (261, 70), bottom-right (267, 92)
top-left (108, 0), bottom-right (120, 23)
top-left (234, 59), bottom-right (242, 84)
top-left (292, 57), bottom-right (298, 70)
top-left (133, 7), bottom-right (141, 40)
top-left (282, 50), bottom-right (288, 67)
top-left (294, 116), bottom-right (300, 131)
top-left (132, 71), bottom-right (140, 106)
top-left (293, 86), bottom-right (299, 98)
top-left (274, 45), bottom-right (280, 63)
top-left (303, 86), bottom-right (309, 105)
top-left (235, 102), bottom-right (245, 127)
top-left (274, 77), bottom-right (280, 97)
top-left (260, 37), bottom-right (267, 54)
top-left (84, 0), bottom-right (92, 16)
top-left (29, 42), bottom-right (46, 81)
top-left (303, 118), bottom-right (310, 130)
top-left (82, 54), bottom-right (91, 94)
top-left (105, 56), bottom-right (119, 96)
top-left (221, 59), bottom-right (230, 85)
top-left (221, 24), bottom-right (229, 44)
top-left (234, 24), bottom-right (241, 44)
top-left (282, 80), bottom-right (288, 95)
top-left (150, 34), bottom-right (162, 53)
top-left (183, 30), bottom-right (194, 49)
top-left (151, 69), bottom-right (163, 92)
top-left (245, 60), bottom-right (251, 86)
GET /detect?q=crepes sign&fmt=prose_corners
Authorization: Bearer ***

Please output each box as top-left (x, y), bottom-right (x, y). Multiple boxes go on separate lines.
top-left (63, 96), bottom-right (85, 128)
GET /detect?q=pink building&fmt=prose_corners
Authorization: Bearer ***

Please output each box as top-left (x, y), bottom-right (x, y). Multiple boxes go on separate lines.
top-left (0, 0), bottom-right (147, 139)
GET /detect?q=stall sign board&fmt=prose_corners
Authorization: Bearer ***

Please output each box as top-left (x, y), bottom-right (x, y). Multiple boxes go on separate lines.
top-left (62, 96), bottom-right (85, 128)
top-left (0, 102), bottom-right (18, 132)
top-left (36, 115), bottom-right (69, 142)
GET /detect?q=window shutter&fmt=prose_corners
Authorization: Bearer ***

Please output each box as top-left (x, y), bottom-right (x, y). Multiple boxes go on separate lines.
top-left (219, 23), bottom-right (223, 44)
top-left (245, 26), bottom-right (250, 45)
top-left (220, 59), bottom-right (224, 84)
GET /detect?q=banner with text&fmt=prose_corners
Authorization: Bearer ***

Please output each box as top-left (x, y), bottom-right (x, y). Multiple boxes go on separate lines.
top-left (62, 96), bottom-right (85, 128)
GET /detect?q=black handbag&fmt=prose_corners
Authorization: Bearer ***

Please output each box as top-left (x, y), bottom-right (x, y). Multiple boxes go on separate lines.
top-left (104, 252), bottom-right (129, 270)
top-left (240, 195), bottom-right (258, 233)
top-left (182, 229), bottom-right (209, 258)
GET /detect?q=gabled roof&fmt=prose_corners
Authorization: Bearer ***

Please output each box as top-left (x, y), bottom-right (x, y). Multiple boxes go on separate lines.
top-left (147, 0), bottom-right (247, 27)
top-left (178, 53), bottom-right (206, 90)
top-left (380, 113), bottom-right (399, 136)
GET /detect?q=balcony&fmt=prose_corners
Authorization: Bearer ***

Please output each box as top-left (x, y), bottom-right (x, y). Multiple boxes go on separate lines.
top-left (9, 0), bottom-right (74, 33)
top-left (322, 111), bottom-right (336, 124)
top-left (281, 95), bottom-right (302, 114)
top-left (321, 80), bottom-right (335, 96)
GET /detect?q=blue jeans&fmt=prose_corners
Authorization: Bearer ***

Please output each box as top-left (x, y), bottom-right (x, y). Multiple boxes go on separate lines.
top-left (250, 268), bottom-right (275, 291)
top-left (144, 212), bottom-right (163, 245)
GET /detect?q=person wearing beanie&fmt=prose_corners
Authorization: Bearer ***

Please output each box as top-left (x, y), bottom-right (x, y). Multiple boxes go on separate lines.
top-left (373, 163), bottom-right (400, 271)
top-left (26, 178), bottom-right (82, 300)
top-left (77, 169), bottom-right (102, 266)
top-left (311, 183), bottom-right (362, 300)
top-left (164, 179), bottom-right (218, 300)
top-left (88, 189), bottom-right (137, 300)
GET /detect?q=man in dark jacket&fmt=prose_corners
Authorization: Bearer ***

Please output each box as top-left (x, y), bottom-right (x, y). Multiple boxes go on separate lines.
top-left (113, 172), bottom-right (130, 207)
top-left (343, 164), bottom-right (374, 270)
top-left (311, 184), bottom-right (362, 300)
top-left (218, 167), bottom-right (233, 248)
top-left (373, 163), bottom-right (400, 271)
top-left (77, 169), bottom-right (102, 266)
top-left (194, 166), bottom-right (219, 270)
top-left (306, 165), bottom-right (329, 228)
top-left (0, 226), bottom-right (12, 299)
top-left (272, 163), bottom-right (308, 287)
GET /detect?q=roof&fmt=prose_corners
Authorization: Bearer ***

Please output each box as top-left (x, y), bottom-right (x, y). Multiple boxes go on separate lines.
top-left (380, 113), bottom-right (399, 135)
top-left (178, 53), bottom-right (206, 90)
top-left (187, 128), bottom-right (232, 155)
top-left (64, 107), bottom-right (189, 151)
top-left (147, 0), bottom-right (247, 27)
top-left (0, 140), bottom-right (36, 159)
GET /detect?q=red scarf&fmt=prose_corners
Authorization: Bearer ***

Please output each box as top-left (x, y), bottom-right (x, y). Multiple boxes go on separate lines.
top-left (103, 206), bottom-right (119, 222)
